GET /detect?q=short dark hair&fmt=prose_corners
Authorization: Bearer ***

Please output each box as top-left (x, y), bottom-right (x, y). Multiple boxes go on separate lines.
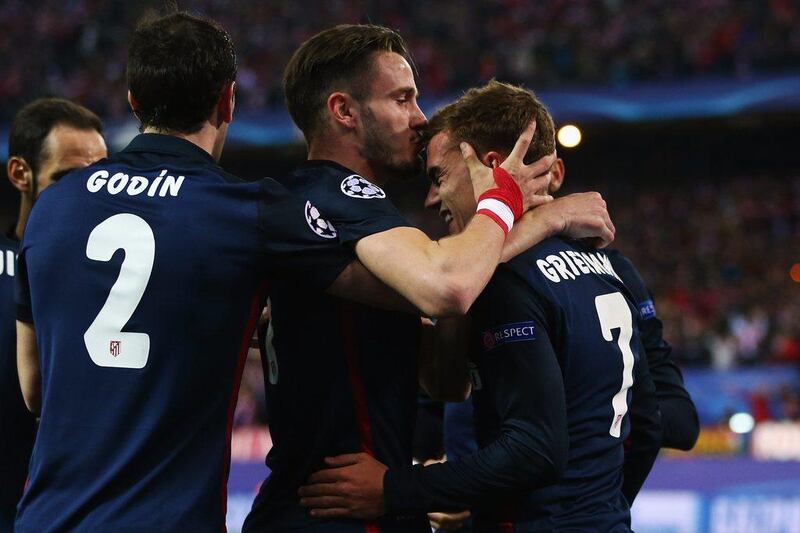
top-left (283, 24), bottom-right (411, 141)
top-left (127, 11), bottom-right (237, 134)
top-left (8, 98), bottom-right (103, 176)
top-left (424, 80), bottom-right (556, 163)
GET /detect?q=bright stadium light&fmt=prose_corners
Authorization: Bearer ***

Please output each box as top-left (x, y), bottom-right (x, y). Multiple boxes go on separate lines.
top-left (729, 412), bottom-right (755, 434)
top-left (557, 124), bottom-right (582, 148)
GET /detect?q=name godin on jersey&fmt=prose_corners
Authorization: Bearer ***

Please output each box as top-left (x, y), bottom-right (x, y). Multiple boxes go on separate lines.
top-left (537, 250), bottom-right (621, 284)
top-left (0, 249), bottom-right (15, 277)
top-left (86, 169), bottom-right (185, 197)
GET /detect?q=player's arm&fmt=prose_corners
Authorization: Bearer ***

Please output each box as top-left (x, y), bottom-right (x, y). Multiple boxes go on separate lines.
top-left (501, 192), bottom-right (615, 263)
top-left (382, 270), bottom-right (568, 513)
top-left (354, 125), bottom-right (555, 318)
top-left (622, 337), bottom-right (662, 504)
top-left (14, 248), bottom-right (40, 415)
top-left (297, 271), bottom-right (566, 518)
top-left (418, 316), bottom-right (471, 402)
top-left (16, 321), bottom-right (40, 415)
top-left (608, 251), bottom-right (699, 450)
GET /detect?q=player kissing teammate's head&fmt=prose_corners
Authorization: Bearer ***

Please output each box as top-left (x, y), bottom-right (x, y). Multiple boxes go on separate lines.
top-left (284, 24), bottom-right (427, 182)
top-left (126, 10), bottom-right (237, 161)
top-left (423, 80), bottom-right (558, 234)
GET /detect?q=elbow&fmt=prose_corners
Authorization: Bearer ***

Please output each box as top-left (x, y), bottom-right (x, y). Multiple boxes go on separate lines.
top-left (22, 383), bottom-right (41, 416)
top-left (423, 278), bottom-right (476, 318)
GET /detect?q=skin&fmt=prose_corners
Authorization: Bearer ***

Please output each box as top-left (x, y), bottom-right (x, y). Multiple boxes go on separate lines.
top-left (19, 82), bottom-right (238, 413)
top-left (298, 132), bottom-right (617, 521)
top-left (7, 125), bottom-right (107, 240)
top-left (305, 50), bottom-right (564, 317)
top-left (9, 123), bottom-right (107, 413)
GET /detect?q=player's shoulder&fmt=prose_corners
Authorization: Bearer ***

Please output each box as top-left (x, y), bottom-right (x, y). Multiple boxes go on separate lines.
top-left (506, 237), bottom-right (623, 287)
top-left (282, 160), bottom-right (386, 197)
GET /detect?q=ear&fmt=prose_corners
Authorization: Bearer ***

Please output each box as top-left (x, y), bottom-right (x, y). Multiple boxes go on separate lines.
top-left (217, 81), bottom-right (236, 124)
top-left (549, 158), bottom-right (565, 193)
top-left (326, 92), bottom-right (358, 131)
top-left (7, 156), bottom-right (33, 194)
top-left (481, 150), bottom-right (504, 169)
top-left (127, 90), bottom-right (138, 112)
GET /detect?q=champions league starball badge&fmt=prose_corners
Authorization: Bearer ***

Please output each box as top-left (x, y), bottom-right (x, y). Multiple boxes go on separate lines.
top-left (304, 201), bottom-right (337, 239)
top-left (340, 174), bottom-right (386, 199)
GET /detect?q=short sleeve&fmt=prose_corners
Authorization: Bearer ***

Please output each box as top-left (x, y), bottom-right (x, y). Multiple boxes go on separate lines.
top-left (316, 188), bottom-right (411, 246)
top-left (257, 178), bottom-right (355, 291)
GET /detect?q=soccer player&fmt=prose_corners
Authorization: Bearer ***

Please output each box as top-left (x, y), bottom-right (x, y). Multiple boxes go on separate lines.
top-left (244, 25), bottom-right (616, 532)
top-left (13, 12), bottom-right (408, 531)
top-left (2, 98), bottom-right (106, 531)
top-left (297, 81), bottom-right (660, 531)
top-left (544, 161), bottom-right (699, 503)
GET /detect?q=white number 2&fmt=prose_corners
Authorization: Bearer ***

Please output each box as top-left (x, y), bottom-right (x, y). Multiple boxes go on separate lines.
top-left (595, 292), bottom-right (635, 438)
top-left (83, 214), bottom-right (154, 369)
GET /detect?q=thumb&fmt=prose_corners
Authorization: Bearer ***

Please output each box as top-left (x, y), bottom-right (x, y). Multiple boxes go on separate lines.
top-left (460, 142), bottom-right (486, 179)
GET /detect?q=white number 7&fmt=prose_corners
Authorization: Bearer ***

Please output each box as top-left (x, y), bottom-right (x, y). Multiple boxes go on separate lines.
top-left (595, 292), bottom-right (635, 438)
top-left (83, 214), bottom-right (154, 369)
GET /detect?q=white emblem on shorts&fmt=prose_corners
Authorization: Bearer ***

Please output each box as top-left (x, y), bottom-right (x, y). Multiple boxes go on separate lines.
top-left (340, 174), bottom-right (386, 199)
top-left (305, 201), bottom-right (337, 239)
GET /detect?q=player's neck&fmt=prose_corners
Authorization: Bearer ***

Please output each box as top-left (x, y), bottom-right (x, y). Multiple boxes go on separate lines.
top-left (142, 125), bottom-right (221, 161)
top-left (14, 195), bottom-right (33, 241)
top-left (307, 141), bottom-right (384, 186)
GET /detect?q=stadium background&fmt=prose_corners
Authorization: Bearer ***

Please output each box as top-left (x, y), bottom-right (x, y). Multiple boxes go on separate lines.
top-left (1, 1), bottom-right (799, 531)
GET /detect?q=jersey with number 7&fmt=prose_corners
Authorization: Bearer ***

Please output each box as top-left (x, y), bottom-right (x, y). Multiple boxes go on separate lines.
top-left (384, 237), bottom-right (652, 532)
top-left (14, 134), bottom-right (353, 531)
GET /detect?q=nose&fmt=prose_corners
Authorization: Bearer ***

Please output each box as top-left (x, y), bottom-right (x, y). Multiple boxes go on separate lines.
top-left (424, 183), bottom-right (441, 210)
top-left (410, 99), bottom-right (427, 129)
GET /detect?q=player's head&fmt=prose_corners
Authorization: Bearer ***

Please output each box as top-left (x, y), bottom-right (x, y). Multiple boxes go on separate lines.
top-left (7, 98), bottom-right (106, 202)
top-left (423, 80), bottom-right (557, 234)
top-left (284, 24), bottom-right (426, 181)
top-left (126, 11), bottom-right (237, 161)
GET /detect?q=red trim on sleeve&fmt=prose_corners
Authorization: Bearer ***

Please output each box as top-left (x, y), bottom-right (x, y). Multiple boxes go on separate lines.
top-left (221, 281), bottom-right (269, 523)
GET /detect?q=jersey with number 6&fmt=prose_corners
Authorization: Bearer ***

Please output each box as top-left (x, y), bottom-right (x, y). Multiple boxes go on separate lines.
top-left (471, 237), bottom-right (642, 531)
top-left (13, 134), bottom-right (352, 532)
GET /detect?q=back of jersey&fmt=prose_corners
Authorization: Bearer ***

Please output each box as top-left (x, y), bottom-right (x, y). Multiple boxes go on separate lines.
top-left (14, 135), bottom-right (347, 532)
top-left (503, 238), bottom-right (641, 530)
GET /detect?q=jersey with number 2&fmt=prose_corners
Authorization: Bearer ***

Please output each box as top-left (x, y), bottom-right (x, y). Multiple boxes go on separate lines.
top-left (14, 134), bottom-right (351, 532)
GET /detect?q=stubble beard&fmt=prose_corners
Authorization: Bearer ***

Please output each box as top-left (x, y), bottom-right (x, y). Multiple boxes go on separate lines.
top-left (361, 107), bottom-right (422, 182)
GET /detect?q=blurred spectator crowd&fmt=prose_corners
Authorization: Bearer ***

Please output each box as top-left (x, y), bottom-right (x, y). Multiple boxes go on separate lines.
top-left (606, 175), bottom-right (800, 370)
top-left (1, 0), bottom-right (799, 122)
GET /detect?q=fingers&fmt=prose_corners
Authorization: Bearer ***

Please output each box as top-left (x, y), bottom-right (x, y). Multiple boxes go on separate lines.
top-left (306, 467), bottom-right (347, 484)
top-left (324, 453), bottom-right (367, 467)
top-left (298, 482), bottom-right (340, 498)
top-left (459, 142), bottom-right (483, 177)
top-left (507, 120), bottom-right (537, 164)
top-left (300, 495), bottom-right (350, 509)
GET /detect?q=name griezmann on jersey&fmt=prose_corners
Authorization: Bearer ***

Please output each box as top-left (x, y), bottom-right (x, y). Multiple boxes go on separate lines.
top-left (86, 169), bottom-right (185, 197)
top-left (537, 250), bottom-right (621, 283)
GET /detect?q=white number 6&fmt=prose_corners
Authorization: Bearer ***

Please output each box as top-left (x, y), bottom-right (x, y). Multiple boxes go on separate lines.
top-left (83, 214), bottom-right (154, 369)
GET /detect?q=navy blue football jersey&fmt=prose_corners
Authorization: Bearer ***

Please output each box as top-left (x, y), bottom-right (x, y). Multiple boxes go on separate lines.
top-left (14, 135), bottom-right (352, 532)
top-left (244, 161), bottom-right (427, 532)
top-left (1, 235), bottom-right (36, 531)
top-left (385, 238), bottom-right (643, 532)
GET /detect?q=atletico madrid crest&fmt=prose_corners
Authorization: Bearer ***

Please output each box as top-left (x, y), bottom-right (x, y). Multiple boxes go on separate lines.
top-left (110, 340), bottom-right (121, 357)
